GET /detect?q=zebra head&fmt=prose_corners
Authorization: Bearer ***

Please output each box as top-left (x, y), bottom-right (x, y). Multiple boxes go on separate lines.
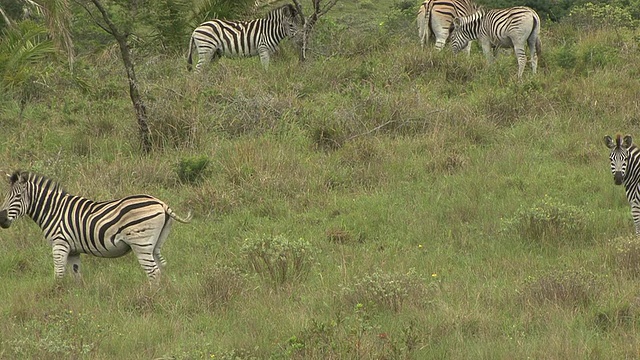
top-left (449, 10), bottom-right (484, 54)
top-left (269, 3), bottom-right (299, 37)
top-left (0, 171), bottom-right (31, 229)
top-left (605, 134), bottom-right (633, 186)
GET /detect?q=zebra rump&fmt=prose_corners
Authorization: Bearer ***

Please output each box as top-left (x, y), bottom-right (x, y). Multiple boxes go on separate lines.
top-left (417, 0), bottom-right (478, 52)
top-left (0, 170), bottom-right (192, 283)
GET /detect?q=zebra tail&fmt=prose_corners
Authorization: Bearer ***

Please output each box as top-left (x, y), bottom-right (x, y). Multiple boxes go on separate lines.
top-left (536, 37), bottom-right (542, 58)
top-left (168, 208), bottom-right (193, 224)
top-left (187, 35), bottom-right (194, 72)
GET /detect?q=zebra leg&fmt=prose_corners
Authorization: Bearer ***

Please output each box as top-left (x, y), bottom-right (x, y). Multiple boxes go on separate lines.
top-left (195, 46), bottom-right (217, 72)
top-left (463, 42), bottom-right (472, 56)
top-left (480, 41), bottom-right (495, 65)
top-left (258, 47), bottom-right (271, 70)
top-left (513, 46), bottom-right (527, 79)
top-left (67, 253), bottom-right (82, 280)
top-left (631, 202), bottom-right (640, 235)
top-left (528, 37), bottom-right (538, 74)
top-left (129, 242), bottom-right (162, 283)
top-left (153, 219), bottom-right (174, 268)
top-left (51, 241), bottom-right (71, 280)
top-left (434, 38), bottom-right (446, 51)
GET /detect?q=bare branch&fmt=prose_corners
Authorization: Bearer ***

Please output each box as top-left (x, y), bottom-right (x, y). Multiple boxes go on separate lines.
top-left (72, 0), bottom-right (112, 35)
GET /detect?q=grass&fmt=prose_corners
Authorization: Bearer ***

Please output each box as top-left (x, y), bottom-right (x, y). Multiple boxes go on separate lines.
top-left (1, 1), bottom-right (640, 358)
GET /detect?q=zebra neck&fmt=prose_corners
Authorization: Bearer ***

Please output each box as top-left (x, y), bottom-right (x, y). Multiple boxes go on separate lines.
top-left (27, 187), bottom-right (68, 231)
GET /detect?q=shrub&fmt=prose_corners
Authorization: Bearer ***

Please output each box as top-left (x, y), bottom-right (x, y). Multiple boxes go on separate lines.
top-left (502, 195), bottom-right (590, 243)
top-left (240, 235), bottom-right (315, 286)
top-left (609, 235), bottom-right (640, 278)
top-left (520, 268), bottom-right (602, 307)
top-left (567, 3), bottom-right (637, 30)
top-left (341, 268), bottom-right (426, 312)
top-left (176, 155), bottom-right (210, 184)
top-left (201, 264), bottom-right (247, 308)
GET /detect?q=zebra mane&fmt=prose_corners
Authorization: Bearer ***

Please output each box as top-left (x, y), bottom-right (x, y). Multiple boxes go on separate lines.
top-left (266, 3), bottom-right (296, 20)
top-left (454, 7), bottom-right (486, 26)
top-left (10, 170), bottom-right (66, 194)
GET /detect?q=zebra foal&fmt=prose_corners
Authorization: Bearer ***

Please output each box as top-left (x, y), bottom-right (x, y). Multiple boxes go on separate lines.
top-left (605, 134), bottom-right (640, 235)
top-left (187, 3), bottom-right (298, 72)
top-left (0, 171), bottom-right (192, 283)
top-left (417, 0), bottom-right (478, 53)
top-left (449, 6), bottom-right (541, 79)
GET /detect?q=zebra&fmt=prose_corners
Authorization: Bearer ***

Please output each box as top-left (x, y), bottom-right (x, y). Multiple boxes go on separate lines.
top-left (187, 3), bottom-right (298, 72)
top-left (448, 6), bottom-right (542, 79)
top-left (605, 134), bottom-right (640, 235)
top-left (0, 171), bottom-right (192, 283)
top-left (417, 0), bottom-right (478, 53)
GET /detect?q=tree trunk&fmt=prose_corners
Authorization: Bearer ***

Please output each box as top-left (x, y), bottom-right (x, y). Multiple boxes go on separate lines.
top-left (90, 0), bottom-right (152, 154)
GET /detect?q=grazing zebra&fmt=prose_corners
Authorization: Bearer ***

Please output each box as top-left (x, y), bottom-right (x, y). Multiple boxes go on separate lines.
top-left (417, 0), bottom-right (478, 53)
top-left (187, 3), bottom-right (298, 72)
top-left (449, 6), bottom-right (541, 79)
top-left (605, 134), bottom-right (640, 235)
top-left (0, 171), bottom-right (192, 283)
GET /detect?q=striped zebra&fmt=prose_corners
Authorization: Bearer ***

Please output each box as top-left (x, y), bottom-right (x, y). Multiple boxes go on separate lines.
top-left (448, 6), bottom-right (542, 79)
top-left (187, 3), bottom-right (298, 72)
top-left (0, 171), bottom-right (192, 283)
top-left (605, 134), bottom-right (640, 235)
top-left (417, 0), bottom-right (478, 53)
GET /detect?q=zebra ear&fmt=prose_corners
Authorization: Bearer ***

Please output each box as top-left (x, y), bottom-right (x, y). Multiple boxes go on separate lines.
top-left (604, 135), bottom-right (615, 149)
top-left (452, 18), bottom-right (461, 28)
top-left (623, 135), bottom-right (633, 148)
top-left (284, 4), bottom-right (296, 18)
top-left (8, 171), bottom-right (20, 184)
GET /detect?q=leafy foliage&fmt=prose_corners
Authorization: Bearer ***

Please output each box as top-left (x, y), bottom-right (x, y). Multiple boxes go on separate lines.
top-left (502, 195), bottom-right (590, 243)
top-left (0, 20), bottom-right (54, 94)
top-left (176, 155), bottom-right (210, 184)
top-left (240, 235), bottom-right (315, 286)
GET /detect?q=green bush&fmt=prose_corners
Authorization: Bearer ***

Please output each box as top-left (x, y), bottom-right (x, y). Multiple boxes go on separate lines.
top-left (609, 236), bottom-right (640, 278)
top-left (502, 195), bottom-right (590, 242)
top-left (176, 155), bottom-right (210, 184)
top-left (520, 268), bottom-right (602, 307)
top-left (240, 235), bottom-right (315, 286)
top-left (201, 264), bottom-right (248, 308)
top-left (341, 269), bottom-right (426, 312)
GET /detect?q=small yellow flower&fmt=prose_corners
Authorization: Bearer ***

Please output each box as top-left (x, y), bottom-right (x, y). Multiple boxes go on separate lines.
top-left (418, 244), bottom-right (423, 249)
top-left (432, 273), bottom-right (438, 278)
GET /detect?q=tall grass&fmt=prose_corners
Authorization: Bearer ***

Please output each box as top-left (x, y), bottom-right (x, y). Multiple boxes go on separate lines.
top-left (0, 1), bottom-right (639, 358)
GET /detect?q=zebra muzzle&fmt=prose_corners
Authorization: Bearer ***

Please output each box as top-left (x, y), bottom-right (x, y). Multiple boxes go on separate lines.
top-left (614, 172), bottom-right (624, 185)
top-left (0, 210), bottom-right (11, 229)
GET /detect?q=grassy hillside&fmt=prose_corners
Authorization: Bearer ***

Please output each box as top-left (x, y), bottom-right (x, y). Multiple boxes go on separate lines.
top-left (1, 1), bottom-right (640, 359)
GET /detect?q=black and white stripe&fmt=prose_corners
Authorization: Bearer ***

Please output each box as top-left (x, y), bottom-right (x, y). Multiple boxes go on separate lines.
top-left (417, 0), bottom-right (478, 52)
top-left (449, 6), bottom-right (542, 78)
top-left (605, 134), bottom-right (640, 235)
top-left (187, 4), bottom-right (298, 72)
top-left (0, 171), bottom-right (191, 283)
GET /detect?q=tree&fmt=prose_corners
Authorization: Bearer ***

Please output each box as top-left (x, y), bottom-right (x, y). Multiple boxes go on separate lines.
top-left (76, 0), bottom-right (151, 153)
top-left (291, 0), bottom-right (339, 62)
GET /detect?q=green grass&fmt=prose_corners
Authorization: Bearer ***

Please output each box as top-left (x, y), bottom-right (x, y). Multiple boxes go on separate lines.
top-left (1, 1), bottom-right (640, 358)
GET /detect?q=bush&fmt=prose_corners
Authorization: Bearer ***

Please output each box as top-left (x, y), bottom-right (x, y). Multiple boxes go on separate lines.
top-left (176, 155), bottom-right (210, 184)
top-left (520, 268), bottom-right (602, 307)
top-left (609, 235), bottom-right (640, 278)
top-left (502, 195), bottom-right (590, 243)
top-left (201, 264), bottom-right (248, 308)
top-left (240, 235), bottom-right (315, 286)
top-left (341, 269), bottom-right (426, 312)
